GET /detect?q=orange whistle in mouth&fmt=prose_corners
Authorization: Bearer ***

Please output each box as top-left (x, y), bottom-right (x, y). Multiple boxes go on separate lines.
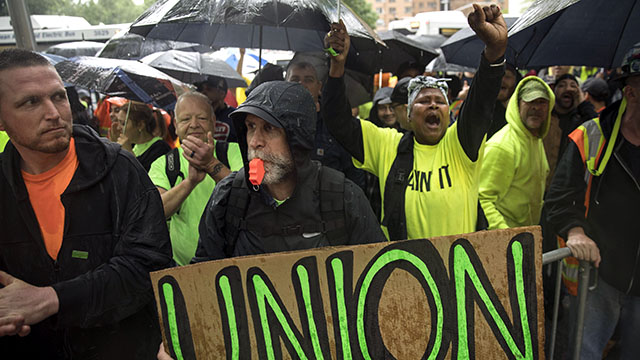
top-left (249, 158), bottom-right (265, 186)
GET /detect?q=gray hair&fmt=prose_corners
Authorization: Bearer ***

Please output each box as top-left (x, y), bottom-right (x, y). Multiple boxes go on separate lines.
top-left (175, 91), bottom-right (213, 117)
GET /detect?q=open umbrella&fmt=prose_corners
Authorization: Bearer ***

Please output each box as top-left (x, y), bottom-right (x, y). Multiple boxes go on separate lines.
top-left (441, 16), bottom-right (519, 69)
top-left (55, 56), bottom-right (190, 110)
top-left (362, 30), bottom-right (438, 74)
top-left (424, 51), bottom-right (477, 74)
top-left (507, 0), bottom-right (640, 68)
top-left (128, 0), bottom-right (384, 59)
top-left (40, 52), bottom-right (67, 66)
top-left (141, 50), bottom-right (247, 87)
top-left (407, 34), bottom-right (449, 50)
top-left (45, 41), bottom-right (105, 58)
top-left (96, 32), bottom-right (210, 60)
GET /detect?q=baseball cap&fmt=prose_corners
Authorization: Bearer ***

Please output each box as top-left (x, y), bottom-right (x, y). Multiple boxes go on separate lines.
top-left (373, 87), bottom-right (393, 105)
top-left (519, 80), bottom-right (550, 102)
top-left (581, 78), bottom-right (609, 102)
top-left (194, 75), bottom-right (228, 92)
top-left (390, 76), bottom-right (412, 104)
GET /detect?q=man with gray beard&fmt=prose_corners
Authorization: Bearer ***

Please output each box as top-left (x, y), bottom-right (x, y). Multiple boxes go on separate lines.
top-left (191, 81), bottom-right (385, 260)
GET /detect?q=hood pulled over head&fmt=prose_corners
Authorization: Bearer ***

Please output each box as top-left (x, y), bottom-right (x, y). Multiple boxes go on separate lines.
top-left (506, 76), bottom-right (555, 139)
top-left (230, 81), bottom-right (317, 181)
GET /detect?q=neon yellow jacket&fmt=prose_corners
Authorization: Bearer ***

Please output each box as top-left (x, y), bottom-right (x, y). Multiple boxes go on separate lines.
top-left (479, 77), bottom-right (555, 229)
top-left (0, 131), bottom-right (9, 152)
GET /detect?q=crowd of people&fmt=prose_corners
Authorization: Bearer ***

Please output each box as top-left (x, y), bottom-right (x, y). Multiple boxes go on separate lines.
top-left (0, 3), bottom-right (638, 359)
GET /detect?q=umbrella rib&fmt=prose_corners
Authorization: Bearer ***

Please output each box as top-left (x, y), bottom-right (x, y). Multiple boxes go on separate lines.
top-left (172, 23), bottom-right (189, 46)
top-left (519, 11), bottom-right (566, 67)
top-left (285, 26), bottom-right (292, 52)
top-left (610, 0), bottom-right (637, 68)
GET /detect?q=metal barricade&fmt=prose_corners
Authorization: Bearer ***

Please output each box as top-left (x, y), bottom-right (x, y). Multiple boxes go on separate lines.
top-left (542, 247), bottom-right (594, 360)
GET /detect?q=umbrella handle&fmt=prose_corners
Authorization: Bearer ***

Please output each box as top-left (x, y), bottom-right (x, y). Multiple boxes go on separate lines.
top-left (337, 0), bottom-right (341, 22)
top-left (123, 101), bottom-right (132, 131)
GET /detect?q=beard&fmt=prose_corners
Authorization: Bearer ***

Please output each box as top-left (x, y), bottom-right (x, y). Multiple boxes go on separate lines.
top-left (248, 148), bottom-right (295, 185)
top-left (4, 121), bottom-right (72, 154)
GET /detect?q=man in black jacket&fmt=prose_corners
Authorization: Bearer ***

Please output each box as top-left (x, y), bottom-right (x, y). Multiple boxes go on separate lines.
top-left (322, 4), bottom-right (507, 240)
top-left (192, 81), bottom-right (385, 261)
top-left (0, 49), bottom-right (172, 359)
top-left (544, 43), bottom-right (640, 359)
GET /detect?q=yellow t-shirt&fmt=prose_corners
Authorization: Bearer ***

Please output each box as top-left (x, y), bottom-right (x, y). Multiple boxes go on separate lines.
top-left (355, 120), bottom-right (482, 240)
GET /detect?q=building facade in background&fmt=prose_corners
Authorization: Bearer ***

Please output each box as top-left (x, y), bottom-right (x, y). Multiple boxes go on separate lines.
top-left (370, 0), bottom-right (509, 31)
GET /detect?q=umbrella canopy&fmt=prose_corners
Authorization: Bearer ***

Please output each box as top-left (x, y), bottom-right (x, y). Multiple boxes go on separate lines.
top-left (425, 51), bottom-right (477, 74)
top-left (45, 41), bottom-right (105, 58)
top-left (441, 16), bottom-right (519, 69)
top-left (366, 30), bottom-right (438, 74)
top-left (39, 52), bottom-right (67, 65)
top-left (407, 34), bottom-right (449, 50)
top-left (55, 56), bottom-right (190, 110)
top-left (128, 0), bottom-right (384, 54)
top-left (141, 50), bottom-right (247, 87)
top-left (508, 0), bottom-right (640, 69)
top-left (96, 31), bottom-right (210, 60)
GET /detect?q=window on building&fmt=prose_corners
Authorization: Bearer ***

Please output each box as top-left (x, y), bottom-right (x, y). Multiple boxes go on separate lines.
top-left (376, 7), bottom-right (383, 14)
top-left (428, 2), bottom-right (437, 9)
top-left (405, 6), bottom-right (412, 13)
top-left (389, 7), bottom-right (396, 14)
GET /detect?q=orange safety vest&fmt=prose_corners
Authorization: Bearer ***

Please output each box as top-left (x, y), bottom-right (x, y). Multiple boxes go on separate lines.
top-left (559, 98), bottom-right (625, 295)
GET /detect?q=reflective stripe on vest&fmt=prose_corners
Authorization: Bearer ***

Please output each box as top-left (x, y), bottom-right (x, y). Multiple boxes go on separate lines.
top-left (559, 97), bottom-right (626, 295)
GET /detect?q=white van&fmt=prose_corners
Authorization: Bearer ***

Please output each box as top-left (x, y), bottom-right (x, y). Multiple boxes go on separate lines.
top-left (388, 17), bottom-right (421, 33)
top-left (414, 10), bottom-right (468, 37)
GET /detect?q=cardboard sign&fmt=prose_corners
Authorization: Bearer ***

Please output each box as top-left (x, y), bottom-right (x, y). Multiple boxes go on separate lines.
top-left (152, 226), bottom-right (545, 359)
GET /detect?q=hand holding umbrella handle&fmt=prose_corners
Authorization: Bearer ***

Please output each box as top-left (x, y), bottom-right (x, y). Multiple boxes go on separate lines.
top-left (326, 20), bottom-right (350, 78)
top-left (467, 3), bottom-right (508, 63)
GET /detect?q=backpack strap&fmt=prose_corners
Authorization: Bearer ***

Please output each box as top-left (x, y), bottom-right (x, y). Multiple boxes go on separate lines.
top-left (382, 131), bottom-right (415, 240)
top-left (165, 147), bottom-right (184, 188)
top-left (222, 164), bottom-right (350, 254)
top-left (215, 141), bottom-right (230, 168)
top-left (223, 171), bottom-right (251, 257)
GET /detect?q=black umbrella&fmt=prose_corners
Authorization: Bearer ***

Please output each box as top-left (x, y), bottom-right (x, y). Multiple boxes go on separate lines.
top-left (424, 51), bottom-right (477, 74)
top-left (441, 16), bottom-right (519, 69)
top-left (96, 32), bottom-right (210, 60)
top-left (366, 30), bottom-right (438, 74)
top-left (128, 0), bottom-right (384, 59)
top-left (45, 41), bottom-right (105, 58)
top-left (55, 57), bottom-right (190, 110)
top-left (141, 50), bottom-right (248, 87)
top-left (507, 0), bottom-right (640, 68)
top-left (407, 34), bottom-right (449, 50)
